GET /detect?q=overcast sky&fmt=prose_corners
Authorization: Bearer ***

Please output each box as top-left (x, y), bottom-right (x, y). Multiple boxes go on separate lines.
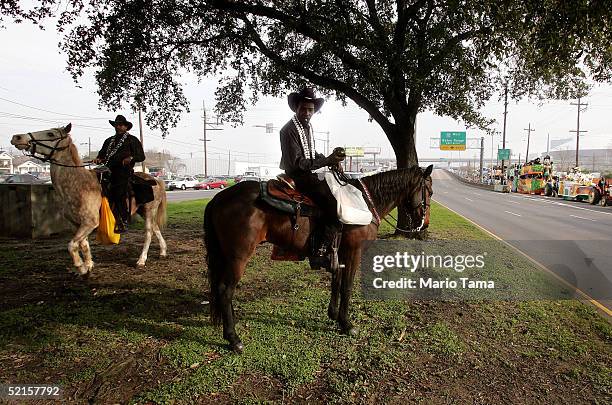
top-left (1, 19), bottom-right (611, 164)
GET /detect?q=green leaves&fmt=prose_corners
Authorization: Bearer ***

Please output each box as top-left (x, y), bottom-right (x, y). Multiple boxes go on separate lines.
top-left (4, 0), bottom-right (610, 158)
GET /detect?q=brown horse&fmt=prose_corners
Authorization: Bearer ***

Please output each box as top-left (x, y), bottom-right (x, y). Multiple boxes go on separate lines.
top-left (204, 165), bottom-right (433, 352)
top-left (11, 124), bottom-right (167, 274)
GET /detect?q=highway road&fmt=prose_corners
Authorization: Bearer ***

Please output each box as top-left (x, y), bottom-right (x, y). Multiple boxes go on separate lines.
top-left (432, 169), bottom-right (612, 312)
top-left (165, 188), bottom-right (222, 202)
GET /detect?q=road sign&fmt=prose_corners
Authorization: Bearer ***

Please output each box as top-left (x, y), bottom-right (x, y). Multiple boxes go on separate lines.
top-left (344, 147), bottom-right (364, 157)
top-left (440, 131), bottom-right (466, 151)
top-left (498, 149), bottom-right (510, 160)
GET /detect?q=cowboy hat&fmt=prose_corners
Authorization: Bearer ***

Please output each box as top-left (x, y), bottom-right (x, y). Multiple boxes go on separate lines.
top-left (109, 115), bottom-right (133, 131)
top-left (288, 87), bottom-right (324, 112)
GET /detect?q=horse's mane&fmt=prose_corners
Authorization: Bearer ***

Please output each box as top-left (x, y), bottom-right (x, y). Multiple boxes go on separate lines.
top-left (358, 166), bottom-right (422, 208)
top-left (66, 136), bottom-right (83, 166)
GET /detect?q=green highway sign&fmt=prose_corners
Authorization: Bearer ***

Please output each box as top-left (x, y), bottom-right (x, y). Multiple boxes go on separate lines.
top-left (440, 131), bottom-right (466, 151)
top-left (497, 149), bottom-right (511, 160)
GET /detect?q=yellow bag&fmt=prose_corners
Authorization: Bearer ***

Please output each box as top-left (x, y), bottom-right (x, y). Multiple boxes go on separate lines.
top-left (96, 197), bottom-right (121, 245)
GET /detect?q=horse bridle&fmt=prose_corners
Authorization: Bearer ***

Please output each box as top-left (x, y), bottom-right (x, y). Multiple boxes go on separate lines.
top-left (24, 131), bottom-right (91, 168)
top-left (385, 178), bottom-right (431, 234)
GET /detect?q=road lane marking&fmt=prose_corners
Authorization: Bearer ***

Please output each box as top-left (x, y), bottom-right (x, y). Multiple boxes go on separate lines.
top-left (464, 197), bottom-right (474, 202)
top-left (504, 210), bottom-right (521, 217)
top-left (472, 192), bottom-right (481, 196)
top-left (570, 214), bottom-right (597, 222)
top-left (432, 198), bottom-right (612, 317)
top-left (507, 201), bottom-right (521, 205)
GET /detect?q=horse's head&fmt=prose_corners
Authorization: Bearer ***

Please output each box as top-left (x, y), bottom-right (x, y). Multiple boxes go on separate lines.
top-left (11, 123), bottom-right (73, 159)
top-left (402, 164), bottom-right (434, 232)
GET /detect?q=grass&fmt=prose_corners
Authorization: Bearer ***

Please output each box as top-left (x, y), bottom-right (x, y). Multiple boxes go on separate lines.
top-left (0, 199), bottom-right (610, 403)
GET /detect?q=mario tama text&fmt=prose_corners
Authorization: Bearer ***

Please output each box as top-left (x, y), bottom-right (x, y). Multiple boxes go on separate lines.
top-left (360, 240), bottom-right (576, 301)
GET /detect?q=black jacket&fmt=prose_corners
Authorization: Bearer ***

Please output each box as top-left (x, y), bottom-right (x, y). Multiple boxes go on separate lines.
top-left (279, 119), bottom-right (327, 176)
top-left (97, 132), bottom-right (145, 170)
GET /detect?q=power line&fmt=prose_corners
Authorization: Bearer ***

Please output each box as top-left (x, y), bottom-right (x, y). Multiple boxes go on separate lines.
top-left (0, 96), bottom-right (109, 120)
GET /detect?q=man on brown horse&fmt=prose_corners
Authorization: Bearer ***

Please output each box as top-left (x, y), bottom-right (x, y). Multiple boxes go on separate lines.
top-left (280, 87), bottom-right (346, 270)
top-left (93, 115), bottom-right (145, 233)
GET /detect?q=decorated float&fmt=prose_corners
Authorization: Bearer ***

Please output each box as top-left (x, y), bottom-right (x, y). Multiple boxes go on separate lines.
top-left (517, 156), bottom-right (553, 195)
top-left (557, 167), bottom-right (598, 202)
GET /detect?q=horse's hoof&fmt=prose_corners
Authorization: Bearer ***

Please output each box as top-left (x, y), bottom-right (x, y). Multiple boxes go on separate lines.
top-left (341, 326), bottom-right (359, 336)
top-left (136, 262), bottom-right (146, 269)
top-left (231, 342), bottom-right (244, 354)
top-left (327, 308), bottom-right (338, 321)
top-left (159, 254), bottom-right (168, 260)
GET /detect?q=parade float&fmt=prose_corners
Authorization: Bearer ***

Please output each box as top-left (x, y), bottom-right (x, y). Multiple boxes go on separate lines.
top-left (587, 175), bottom-right (612, 206)
top-left (557, 167), bottom-right (598, 202)
top-left (517, 156), bottom-right (553, 195)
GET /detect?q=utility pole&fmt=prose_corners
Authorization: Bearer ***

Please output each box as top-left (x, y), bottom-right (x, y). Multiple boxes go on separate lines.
top-left (501, 83), bottom-right (508, 183)
top-left (227, 150), bottom-right (231, 176)
top-left (199, 100), bottom-right (224, 177)
top-left (138, 109), bottom-right (145, 172)
top-left (524, 123), bottom-right (534, 164)
top-left (479, 136), bottom-right (484, 183)
top-left (570, 97), bottom-right (588, 168)
top-left (546, 133), bottom-right (550, 155)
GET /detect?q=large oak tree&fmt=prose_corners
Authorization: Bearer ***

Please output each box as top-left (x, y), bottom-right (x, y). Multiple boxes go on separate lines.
top-left (3, 0), bottom-right (611, 231)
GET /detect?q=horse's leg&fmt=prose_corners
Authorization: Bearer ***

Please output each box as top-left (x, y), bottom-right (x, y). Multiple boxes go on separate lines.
top-left (69, 224), bottom-right (96, 275)
top-left (136, 207), bottom-right (153, 268)
top-left (217, 275), bottom-right (242, 353)
top-left (153, 221), bottom-right (167, 258)
top-left (78, 238), bottom-right (94, 274)
top-left (327, 269), bottom-right (341, 321)
top-left (337, 251), bottom-right (360, 336)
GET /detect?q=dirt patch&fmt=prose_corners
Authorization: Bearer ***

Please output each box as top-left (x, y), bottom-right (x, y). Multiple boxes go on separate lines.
top-left (0, 222), bottom-right (610, 404)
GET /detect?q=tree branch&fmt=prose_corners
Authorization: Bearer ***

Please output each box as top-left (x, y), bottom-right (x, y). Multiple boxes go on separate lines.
top-left (209, 0), bottom-right (375, 84)
top-left (240, 16), bottom-right (394, 134)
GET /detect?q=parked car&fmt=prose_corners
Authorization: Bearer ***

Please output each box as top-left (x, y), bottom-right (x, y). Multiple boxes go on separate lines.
top-left (194, 177), bottom-right (228, 190)
top-left (240, 175), bottom-right (261, 182)
top-left (167, 176), bottom-right (199, 190)
top-left (3, 173), bottom-right (46, 184)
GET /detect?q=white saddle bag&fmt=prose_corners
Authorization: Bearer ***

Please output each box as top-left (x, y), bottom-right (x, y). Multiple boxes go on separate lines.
top-left (324, 172), bottom-right (373, 225)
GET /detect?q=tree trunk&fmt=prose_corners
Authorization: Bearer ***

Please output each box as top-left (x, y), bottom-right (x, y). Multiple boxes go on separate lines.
top-left (386, 109), bottom-right (424, 238)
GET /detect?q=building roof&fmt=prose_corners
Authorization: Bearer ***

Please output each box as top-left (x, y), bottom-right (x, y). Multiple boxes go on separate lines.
top-left (11, 155), bottom-right (37, 167)
top-left (549, 134), bottom-right (612, 152)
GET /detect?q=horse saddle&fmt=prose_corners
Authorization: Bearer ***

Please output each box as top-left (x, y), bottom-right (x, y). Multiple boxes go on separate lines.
top-left (258, 174), bottom-right (319, 217)
top-left (131, 173), bottom-right (157, 205)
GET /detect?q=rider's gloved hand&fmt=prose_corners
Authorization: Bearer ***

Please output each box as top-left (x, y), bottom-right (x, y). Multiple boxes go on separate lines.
top-left (326, 151), bottom-right (344, 166)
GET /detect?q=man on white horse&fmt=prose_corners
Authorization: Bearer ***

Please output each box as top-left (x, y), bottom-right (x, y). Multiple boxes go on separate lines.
top-left (93, 115), bottom-right (145, 233)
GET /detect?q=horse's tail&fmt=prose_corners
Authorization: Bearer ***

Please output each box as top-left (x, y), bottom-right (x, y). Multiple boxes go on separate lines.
top-left (204, 197), bottom-right (223, 326)
top-left (155, 179), bottom-right (167, 229)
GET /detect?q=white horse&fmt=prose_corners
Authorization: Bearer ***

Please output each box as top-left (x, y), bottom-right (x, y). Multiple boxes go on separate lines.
top-left (11, 123), bottom-right (167, 275)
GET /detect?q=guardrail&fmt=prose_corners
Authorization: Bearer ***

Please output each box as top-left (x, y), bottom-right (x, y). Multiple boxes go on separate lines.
top-left (445, 170), bottom-right (495, 191)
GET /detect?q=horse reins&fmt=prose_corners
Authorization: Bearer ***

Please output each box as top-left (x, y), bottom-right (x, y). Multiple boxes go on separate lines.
top-left (331, 165), bottom-right (430, 233)
top-left (24, 131), bottom-right (93, 168)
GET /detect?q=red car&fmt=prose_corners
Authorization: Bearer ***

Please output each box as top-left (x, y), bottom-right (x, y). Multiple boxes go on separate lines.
top-left (195, 178), bottom-right (228, 190)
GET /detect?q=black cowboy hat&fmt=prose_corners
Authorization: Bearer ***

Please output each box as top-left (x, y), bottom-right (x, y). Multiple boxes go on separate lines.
top-left (109, 115), bottom-right (133, 131)
top-left (288, 87), bottom-right (324, 112)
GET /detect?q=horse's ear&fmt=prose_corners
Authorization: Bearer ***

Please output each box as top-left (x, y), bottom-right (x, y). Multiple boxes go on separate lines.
top-left (423, 164), bottom-right (433, 177)
top-left (64, 123), bottom-right (72, 134)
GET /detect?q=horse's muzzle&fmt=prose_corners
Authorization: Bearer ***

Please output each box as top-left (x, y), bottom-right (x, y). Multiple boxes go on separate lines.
top-left (10, 134), bottom-right (30, 150)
